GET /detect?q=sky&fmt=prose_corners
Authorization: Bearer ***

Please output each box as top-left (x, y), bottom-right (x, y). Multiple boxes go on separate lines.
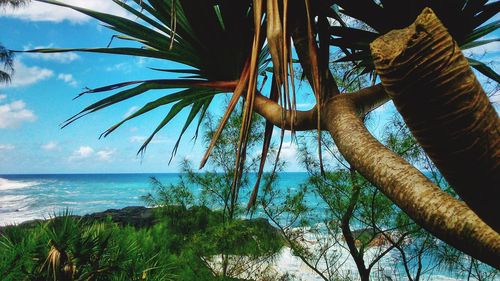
top-left (0, 1), bottom-right (498, 174)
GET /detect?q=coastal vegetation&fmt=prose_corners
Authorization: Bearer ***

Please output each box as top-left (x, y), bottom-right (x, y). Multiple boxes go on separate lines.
top-left (1, 0), bottom-right (499, 279)
top-left (0, 110), bottom-right (286, 281)
top-left (1, 102), bottom-right (498, 280)
top-left (0, 206), bottom-right (282, 281)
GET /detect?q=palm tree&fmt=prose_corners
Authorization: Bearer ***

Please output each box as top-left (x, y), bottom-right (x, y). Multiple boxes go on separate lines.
top-left (0, 0), bottom-right (29, 8)
top-left (0, 45), bottom-right (13, 83)
top-left (23, 0), bottom-right (499, 267)
top-left (0, 0), bottom-right (30, 83)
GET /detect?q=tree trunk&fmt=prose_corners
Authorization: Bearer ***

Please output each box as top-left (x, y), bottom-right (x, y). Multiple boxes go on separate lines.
top-left (323, 87), bottom-right (500, 268)
top-left (341, 170), bottom-right (370, 281)
top-left (370, 8), bottom-right (500, 232)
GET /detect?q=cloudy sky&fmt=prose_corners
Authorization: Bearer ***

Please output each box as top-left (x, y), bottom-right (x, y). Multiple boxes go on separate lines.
top-left (0, 1), bottom-right (498, 174)
top-left (0, 1), bottom-right (313, 174)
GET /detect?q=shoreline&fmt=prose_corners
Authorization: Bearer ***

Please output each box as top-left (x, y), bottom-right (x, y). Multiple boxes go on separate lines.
top-left (1, 206), bottom-right (471, 281)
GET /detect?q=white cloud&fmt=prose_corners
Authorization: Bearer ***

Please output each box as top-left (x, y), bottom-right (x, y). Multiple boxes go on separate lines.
top-left (96, 149), bottom-right (115, 162)
top-left (280, 142), bottom-right (298, 161)
top-left (24, 45), bottom-right (80, 63)
top-left (105, 62), bottom-right (131, 73)
top-left (129, 135), bottom-right (170, 144)
top-left (0, 98), bottom-right (37, 129)
top-left (273, 141), bottom-right (303, 171)
top-left (69, 146), bottom-right (116, 162)
top-left (129, 135), bottom-right (147, 143)
top-left (136, 57), bottom-right (150, 67)
top-left (0, 94), bottom-right (6, 101)
top-left (1, 1), bottom-right (129, 23)
top-left (296, 102), bottom-right (315, 109)
top-left (490, 89), bottom-right (500, 104)
top-left (70, 146), bottom-right (94, 160)
top-left (0, 144), bottom-right (15, 151)
top-left (124, 106), bottom-right (139, 118)
top-left (41, 141), bottom-right (59, 151)
top-left (0, 60), bottom-right (53, 88)
top-left (57, 73), bottom-right (77, 87)
top-left (371, 100), bottom-right (394, 114)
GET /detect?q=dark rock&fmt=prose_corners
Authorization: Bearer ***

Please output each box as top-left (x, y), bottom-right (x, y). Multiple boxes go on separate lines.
top-left (82, 206), bottom-right (154, 227)
top-left (0, 206), bottom-right (155, 232)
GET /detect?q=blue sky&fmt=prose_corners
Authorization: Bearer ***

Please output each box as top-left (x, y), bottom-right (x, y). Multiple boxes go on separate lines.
top-left (0, 1), bottom-right (315, 174)
top-left (0, 1), bottom-right (498, 174)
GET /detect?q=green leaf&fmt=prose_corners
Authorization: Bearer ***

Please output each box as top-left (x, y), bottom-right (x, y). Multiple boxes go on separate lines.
top-left (62, 82), bottom-right (166, 128)
top-left (213, 5), bottom-right (226, 31)
top-left (460, 38), bottom-right (499, 50)
top-left (142, 0), bottom-right (201, 51)
top-left (111, 0), bottom-right (171, 36)
top-left (170, 97), bottom-right (214, 163)
top-left (137, 98), bottom-right (203, 156)
top-left (148, 67), bottom-right (203, 76)
top-left (193, 97), bottom-right (212, 142)
top-left (468, 57), bottom-right (500, 83)
top-left (330, 26), bottom-right (378, 43)
top-left (63, 80), bottom-right (210, 127)
top-left (461, 20), bottom-right (500, 46)
top-left (36, 0), bottom-right (200, 66)
top-left (101, 88), bottom-right (219, 138)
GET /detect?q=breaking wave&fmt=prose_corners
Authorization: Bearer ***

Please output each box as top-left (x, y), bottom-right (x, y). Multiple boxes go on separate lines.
top-left (0, 177), bottom-right (41, 191)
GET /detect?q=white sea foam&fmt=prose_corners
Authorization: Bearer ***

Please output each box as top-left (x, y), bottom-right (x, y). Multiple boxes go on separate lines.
top-left (0, 177), bottom-right (41, 191)
top-left (0, 211), bottom-right (42, 226)
top-left (0, 195), bottom-right (29, 206)
top-left (0, 194), bottom-right (28, 202)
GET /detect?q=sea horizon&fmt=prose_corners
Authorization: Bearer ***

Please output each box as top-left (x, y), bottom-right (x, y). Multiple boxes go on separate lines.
top-left (0, 172), bottom-right (311, 226)
top-left (0, 171), bottom-right (309, 176)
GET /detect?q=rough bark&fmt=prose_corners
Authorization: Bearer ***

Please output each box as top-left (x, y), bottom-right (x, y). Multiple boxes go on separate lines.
top-left (370, 8), bottom-right (500, 232)
top-left (323, 87), bottom-right (500, 268)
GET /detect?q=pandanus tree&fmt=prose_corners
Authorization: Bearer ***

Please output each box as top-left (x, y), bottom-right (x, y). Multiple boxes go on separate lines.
top-left (22, 0), bottom-right (499, 267)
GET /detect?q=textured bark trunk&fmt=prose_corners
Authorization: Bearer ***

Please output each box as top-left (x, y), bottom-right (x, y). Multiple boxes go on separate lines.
top-left (370, 8), bottom-right (500, 232)
top-left (323, 88), bottom-right (500, 268)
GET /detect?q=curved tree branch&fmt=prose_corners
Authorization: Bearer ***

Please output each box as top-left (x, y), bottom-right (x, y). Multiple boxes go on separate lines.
top-left (253, 93), bottom-right (318, 131)
top-left (371, 8), bottom-right (500, 232)
top-left (323, 87), bottom-right (500, 268)
top-left (349, 83), bottom-right (390, 114)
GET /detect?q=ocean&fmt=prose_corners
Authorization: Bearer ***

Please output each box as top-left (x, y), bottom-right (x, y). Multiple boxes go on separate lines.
top-left (0, 173), bottom-right (310, 226)
top-left (0, 173), bottom-right (496, 280)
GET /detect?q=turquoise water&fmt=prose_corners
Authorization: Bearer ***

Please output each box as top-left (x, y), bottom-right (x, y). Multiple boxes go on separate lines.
top-left (0, 173), bottom-right (310, 225)
top-left (0, 173), bottom-right (496, 280)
